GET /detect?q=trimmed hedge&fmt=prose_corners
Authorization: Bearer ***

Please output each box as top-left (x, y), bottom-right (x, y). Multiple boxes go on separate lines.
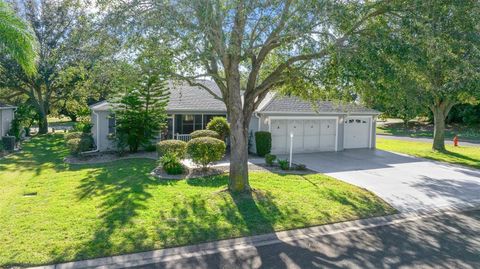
top-left (206, 117), bottom-right (230, 140)
top-left (255, 131), bottom-right (271, 157)
top-left (191, 130), bottom-right (221, 139)
top-left (187, 137), bottom-right (226, 168)
top-left (66, 135), bottom-right (94, 156)
top-left (157, 140), bottom-right (187, 158)
top-left (65, 132), bottom-right (83, 141)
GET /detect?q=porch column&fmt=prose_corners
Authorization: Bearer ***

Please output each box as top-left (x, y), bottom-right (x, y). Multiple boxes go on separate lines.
top-left (172, 114), bottom-right (175, 139)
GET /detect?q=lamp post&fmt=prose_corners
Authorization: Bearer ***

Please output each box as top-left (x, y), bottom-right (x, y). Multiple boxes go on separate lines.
top-left (289, 132), bottom-right (293, 169)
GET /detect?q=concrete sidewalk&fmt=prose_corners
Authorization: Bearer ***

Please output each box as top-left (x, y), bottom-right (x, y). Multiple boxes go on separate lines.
top-left (29, 204), bottom-right (480, 269)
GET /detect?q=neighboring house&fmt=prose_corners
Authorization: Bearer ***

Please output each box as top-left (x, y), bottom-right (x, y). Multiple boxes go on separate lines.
top-left (90, 81), bottom-right (380, 154)
top-left (0, 103), bottom-right (15, 137)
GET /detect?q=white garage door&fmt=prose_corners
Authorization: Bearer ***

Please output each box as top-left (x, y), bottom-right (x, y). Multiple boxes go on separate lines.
top-left (270, 119), bottom-right (337, 154)
top-left (344, 117), bottom-right (371, 149)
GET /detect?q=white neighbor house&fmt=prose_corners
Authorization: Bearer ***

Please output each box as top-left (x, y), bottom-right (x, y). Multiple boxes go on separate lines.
top-left (90, 81), bottom-right (380, 154)
top-left (0, 103), bottom-right (15, 137)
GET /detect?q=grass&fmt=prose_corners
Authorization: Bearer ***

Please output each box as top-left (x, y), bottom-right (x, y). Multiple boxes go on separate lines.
top-left (377, 121), bottom-right (480, 142)
top-left (0, 134), bottom-right (395, 267)
top-left (377, 138), bottom-right (480, 169)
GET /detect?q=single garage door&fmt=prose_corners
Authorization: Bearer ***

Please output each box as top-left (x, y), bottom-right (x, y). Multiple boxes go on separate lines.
top-left (270, 119), bottom-right (337, 154)
top-left (343, 117), bottom-right (371, 149)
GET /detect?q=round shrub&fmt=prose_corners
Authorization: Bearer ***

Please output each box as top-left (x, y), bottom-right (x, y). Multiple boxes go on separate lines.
top-left (255, 131), bottom-right (271, 157)
top-left (157, 140), bottom-right (187, 158)
top-left (187, 137), bottom-right (226, 168)
top-left (160, 152), bottom-right (184, 175)
top-left (65, 132), bottom-right (83, 141)
top-left (191, 130), bottom-right (221, 139)
top-left (66, 135), bottom-right (93, 156)
top-left (206, 117), bottom-right (230, 140)
top-left (265, 153), bottom-right (277, 166)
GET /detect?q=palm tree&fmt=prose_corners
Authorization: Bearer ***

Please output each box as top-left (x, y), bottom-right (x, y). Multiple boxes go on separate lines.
top-left (0, 0), bottom-right (38, 75)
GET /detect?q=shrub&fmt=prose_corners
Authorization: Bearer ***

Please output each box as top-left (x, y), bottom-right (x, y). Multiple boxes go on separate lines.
top-left (206, 117), bottom-right (230, 140)
top-left (65, 132), bottom-right (83, 141)
top-left (187, 137), bottom-right (226, 168)
top-left (73, 120), bottom-right (93, 133)
top-left (66, 135), bottom-right (94, 155)
top-left (160, 152), bottom-right (184, 175)
top-left (191, 130), bottom-right (221, 139)
top-left (144, 144), bottom-right (157, 152)
top-left (157, 140), bottom-right (187, 158)
top-left (278, 159), bottom-right (289, 170)
top-left (265, 153), bottom-right (276, 166)
top-left (255, 131), bottom-right (271, 157)
top-left (2, 136), bottom-right (15, 151)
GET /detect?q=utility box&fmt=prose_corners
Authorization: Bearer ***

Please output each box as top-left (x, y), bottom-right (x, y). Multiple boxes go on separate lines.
top-left (2, 136), bottom-right (15, 151)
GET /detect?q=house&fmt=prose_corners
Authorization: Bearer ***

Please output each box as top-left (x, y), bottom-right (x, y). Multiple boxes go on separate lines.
top-left (0, 103), bottom-right (15, 137)
top-left (90, 81), bottom-right (380, 153)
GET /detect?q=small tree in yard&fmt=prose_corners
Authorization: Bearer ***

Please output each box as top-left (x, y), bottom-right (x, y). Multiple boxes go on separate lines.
top-left (113, 51), bottom-right (170, 152)
top-left (206, 117), bottom-right (230, 141)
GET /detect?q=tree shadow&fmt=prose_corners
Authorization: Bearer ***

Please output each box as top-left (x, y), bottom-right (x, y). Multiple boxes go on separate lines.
top-left (433, 149), bottom-right (480, 169)
top-left (0, 134), bottom-right (68, 175)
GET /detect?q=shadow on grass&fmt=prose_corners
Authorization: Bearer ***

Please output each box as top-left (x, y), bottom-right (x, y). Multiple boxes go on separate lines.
top-left (0, 134), bottom-right (68, 175)
top-left (424, 149), bottom-right (480, 170)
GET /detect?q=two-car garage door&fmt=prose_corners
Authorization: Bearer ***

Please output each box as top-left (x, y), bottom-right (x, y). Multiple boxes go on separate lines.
top-left (270, 119), bottom-right (337, 154)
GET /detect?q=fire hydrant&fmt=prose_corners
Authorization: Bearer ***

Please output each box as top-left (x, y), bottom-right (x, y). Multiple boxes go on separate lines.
top-left (453, 135), bottom-right (459, 147)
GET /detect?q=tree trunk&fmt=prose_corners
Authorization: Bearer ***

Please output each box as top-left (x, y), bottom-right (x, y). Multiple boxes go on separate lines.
top-left (430, 101), bottom-right (453, 151)
top-left (38, 111), bottom-right (49, 134)
top-left (228, 111), bottom-right (250, 192)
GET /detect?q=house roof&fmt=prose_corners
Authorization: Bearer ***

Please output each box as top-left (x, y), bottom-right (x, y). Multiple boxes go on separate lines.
top-left (259, 95), bottom-right (380, 115)
top-left (166, 80), bottom-right (226, 112)
top-left (0, 102), bottom-right (16, 110)
top-left (90, 80), bottom-right (227, 113)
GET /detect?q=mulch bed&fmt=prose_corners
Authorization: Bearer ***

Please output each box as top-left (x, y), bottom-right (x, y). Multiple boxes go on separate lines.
top-left (151, 162), bottom-right (316, 180)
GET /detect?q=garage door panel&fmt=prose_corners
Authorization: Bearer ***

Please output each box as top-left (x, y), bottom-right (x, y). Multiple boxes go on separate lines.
top-left (320, 135), bottom-right (336, 151)
top-left (271, 120), bottom-right (287, 154)
top-left (344, 117), bottom-right (370, 149)
top-left (320, 120), bottom-right (336, 135)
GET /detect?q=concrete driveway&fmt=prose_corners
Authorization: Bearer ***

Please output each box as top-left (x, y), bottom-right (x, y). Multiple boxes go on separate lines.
top-left (287, 149), bottom-right (480, 212)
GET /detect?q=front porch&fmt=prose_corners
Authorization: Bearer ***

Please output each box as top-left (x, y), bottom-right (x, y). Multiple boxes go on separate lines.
top-left (165, 113), bottom-right (227, 141)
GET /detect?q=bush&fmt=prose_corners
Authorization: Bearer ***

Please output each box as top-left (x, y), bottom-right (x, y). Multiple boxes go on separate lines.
top-left (144, 144), bottom-right (157, 152)
top-left (191, 130), bottom-right (221, 139)
top-left (255, 131), bottom-right (271, 157)
top-left (73, 120), bottom-right (93, 133)
top-left (2, 136), bottom-right (15, 151)
top-left (278, 159), bottom-right (289, 170)
top-left (187, 137), bottom-right (226, 168)
top-left (66, 135), bottom-right (94, 155)
top-left (157, 140), bottom-right (187, 158)
top-left (206, 117), bottom-right (230, 140)
top-left (65, 132), bottom-right (83, 141)
top-left (265, 153), bottom-right (276, 166)
top-left (160, 152), bottom-right (184, 175)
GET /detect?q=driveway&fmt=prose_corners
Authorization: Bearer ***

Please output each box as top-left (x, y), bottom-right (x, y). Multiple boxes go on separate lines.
top-left (287, 149), bottom-right (480, 212)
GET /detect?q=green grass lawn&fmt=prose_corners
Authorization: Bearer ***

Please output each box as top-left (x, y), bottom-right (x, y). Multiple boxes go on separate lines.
top-left (0, 134), bottom-right (395, 267)
top-left (377, 121), bottom-right (480, 142)
top-left (377, 138), bottom-right (480, 169)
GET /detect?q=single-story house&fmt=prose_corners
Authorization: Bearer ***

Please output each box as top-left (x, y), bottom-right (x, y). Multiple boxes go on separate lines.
top-left (90, 80), bottom-right (380, 154)
top-left (0, 103), bottom-right (15, 137)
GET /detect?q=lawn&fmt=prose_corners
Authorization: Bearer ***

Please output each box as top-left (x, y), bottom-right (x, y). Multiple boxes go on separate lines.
top-left (377, 121), bottom-right (480, 142)
top-left (377, 138), bottom-right (480, 169)
top-left (0, 134), bottom-right (395, 267)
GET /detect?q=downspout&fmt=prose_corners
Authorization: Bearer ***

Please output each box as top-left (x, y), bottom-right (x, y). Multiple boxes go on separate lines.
top-left (81, 110), bottom-right (100, 154)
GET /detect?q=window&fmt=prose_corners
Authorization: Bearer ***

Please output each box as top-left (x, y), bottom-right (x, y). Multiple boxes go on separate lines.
top-left (108, 114), bottom-right (116, 135)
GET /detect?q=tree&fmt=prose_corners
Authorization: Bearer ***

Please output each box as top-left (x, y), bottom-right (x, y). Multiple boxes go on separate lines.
top-left (0, 0), bottom-right (38, 75)
top-left (112, 50), bottom-right (170, 152)
top-left (0, 0), bottom-right (116, 133)
top-left (329, 0), bottom-right (480, 150)
top-left (104, 0), bottom-right (390, 192)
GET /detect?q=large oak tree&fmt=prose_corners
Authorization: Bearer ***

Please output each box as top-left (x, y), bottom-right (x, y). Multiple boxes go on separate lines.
top-left (104, 0), bottom-right (391, 191)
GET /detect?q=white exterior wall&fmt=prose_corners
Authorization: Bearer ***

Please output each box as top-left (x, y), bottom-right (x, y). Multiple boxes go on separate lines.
top-left (0, 109), bottom-right (15, 137)
top-left (91, 110), bottom-right (115, 152)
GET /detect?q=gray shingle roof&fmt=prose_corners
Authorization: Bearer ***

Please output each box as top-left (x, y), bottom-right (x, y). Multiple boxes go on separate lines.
top-left (166, 80), bottom-right (226, 112)
top-left (260, 95), bottom-right (379, 114)
top-left (90, 80), bottom-right (226, 113)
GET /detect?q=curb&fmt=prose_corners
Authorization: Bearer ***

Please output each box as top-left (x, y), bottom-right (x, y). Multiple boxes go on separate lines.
top-left (27, 203), bottom-right (480, 269)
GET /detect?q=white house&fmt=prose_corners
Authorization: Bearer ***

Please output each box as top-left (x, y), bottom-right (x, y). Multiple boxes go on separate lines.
top-left (0, 103), bottom-right (15, 137)
top-left (90, 81), bottom-right (380, 153)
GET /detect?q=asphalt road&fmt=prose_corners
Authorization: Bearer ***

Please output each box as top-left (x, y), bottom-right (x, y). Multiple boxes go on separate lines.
top-left (132, 209), bottom-right (480, 269)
